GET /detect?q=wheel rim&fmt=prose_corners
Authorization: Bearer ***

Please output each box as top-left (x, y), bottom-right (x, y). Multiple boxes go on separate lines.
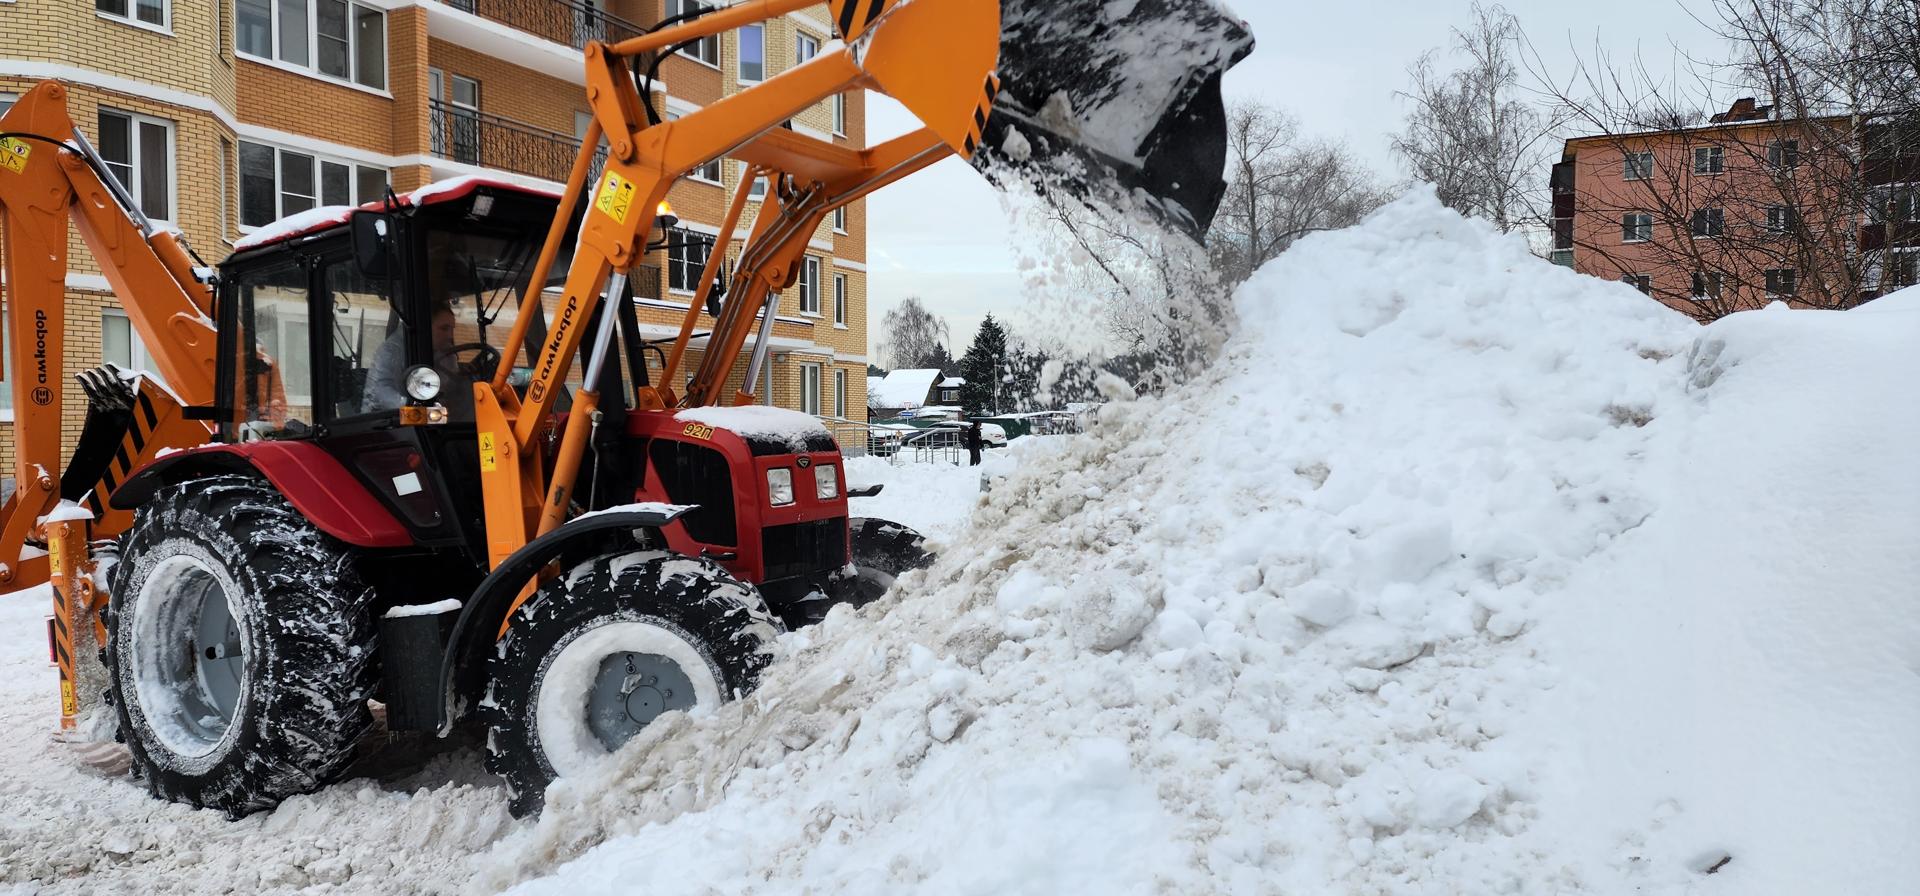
top-left (534, 619), bottom-right (722, 778)
top-left (130, 553), bottom-right (245, 759)
top-left (584, 651), bottom-right (699, 751)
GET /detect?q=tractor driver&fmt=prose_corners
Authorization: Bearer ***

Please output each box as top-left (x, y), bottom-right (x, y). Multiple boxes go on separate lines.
top-left (362, 300), bottom-right (477, 420)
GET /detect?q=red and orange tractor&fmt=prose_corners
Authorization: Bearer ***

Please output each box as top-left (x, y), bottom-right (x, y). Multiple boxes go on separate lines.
top-left (0, 0), bottom-right (1250, 816)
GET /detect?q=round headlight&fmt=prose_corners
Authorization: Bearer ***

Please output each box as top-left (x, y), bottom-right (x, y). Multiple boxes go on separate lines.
top-left (405, 365), bottom-right (443, 402)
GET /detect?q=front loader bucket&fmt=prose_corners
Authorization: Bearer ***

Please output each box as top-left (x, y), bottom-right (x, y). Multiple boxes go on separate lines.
top-left (975, 0), bottom-right (1255, 239)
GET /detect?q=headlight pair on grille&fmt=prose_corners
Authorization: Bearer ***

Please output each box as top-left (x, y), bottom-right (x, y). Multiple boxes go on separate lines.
top-left (766, 465), bottom-right (837, 506)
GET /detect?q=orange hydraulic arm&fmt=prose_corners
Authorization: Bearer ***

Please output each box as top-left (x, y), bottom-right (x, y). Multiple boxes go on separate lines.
top-left (474, 0), bottom-right (1002, 575)
top-left (0, 81), bottom-right (224, 729)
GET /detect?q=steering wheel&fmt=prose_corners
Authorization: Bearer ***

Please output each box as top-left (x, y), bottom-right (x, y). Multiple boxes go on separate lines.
top-left (439, 342), bottom-right (501, 380)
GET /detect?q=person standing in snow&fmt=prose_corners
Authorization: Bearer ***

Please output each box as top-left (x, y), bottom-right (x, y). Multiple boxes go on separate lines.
top-left (966, 419), bottom-right (984, 466)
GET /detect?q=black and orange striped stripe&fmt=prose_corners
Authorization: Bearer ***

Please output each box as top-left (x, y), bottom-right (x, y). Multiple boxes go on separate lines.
top-left (82, 386), bottom-right (165, 518)
top-left (962, 73), bottom-right (1001, 158)
top-left (832, 0), bottom-right (893, 41)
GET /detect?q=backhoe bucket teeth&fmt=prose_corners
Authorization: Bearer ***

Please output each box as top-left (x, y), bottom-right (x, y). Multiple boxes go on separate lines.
top-left (975, 0), bottom-right (1254, 238)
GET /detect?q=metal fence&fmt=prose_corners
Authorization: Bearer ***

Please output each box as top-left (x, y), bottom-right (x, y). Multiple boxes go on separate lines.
top-left (815, 417), bottom-right (987, 465)
top-left (429, 100), bottom-right (608, 185)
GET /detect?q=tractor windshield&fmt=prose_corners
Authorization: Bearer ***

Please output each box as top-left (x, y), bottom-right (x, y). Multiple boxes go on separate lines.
top-left (412, 193), bottom-right (584, 415)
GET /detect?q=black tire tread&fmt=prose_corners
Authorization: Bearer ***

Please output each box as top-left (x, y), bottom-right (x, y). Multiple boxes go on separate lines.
top-left (479, 551), bottom-right (779, 816)
top-left (106, 474), bottom-right (377, 817)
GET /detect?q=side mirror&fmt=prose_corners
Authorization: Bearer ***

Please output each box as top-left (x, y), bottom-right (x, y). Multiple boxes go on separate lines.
top-left (351, 210), bottom-right (395, 277)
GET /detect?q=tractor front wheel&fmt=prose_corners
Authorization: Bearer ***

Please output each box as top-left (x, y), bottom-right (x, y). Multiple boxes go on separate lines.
top-left (481, 552), bottom-right (781, 816)
top-left (106, 475), bottom-right (377, 817)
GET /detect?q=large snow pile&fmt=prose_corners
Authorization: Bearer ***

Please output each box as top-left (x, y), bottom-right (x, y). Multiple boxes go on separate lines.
top-left (483, 192), bottom-right (1919, 893)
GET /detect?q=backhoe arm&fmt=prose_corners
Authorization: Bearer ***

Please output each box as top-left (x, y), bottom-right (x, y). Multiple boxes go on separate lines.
top-left (0, 80), bottom-right (224, 734)
top-left (0, 81), bottom-right (220, 591)
top-left (473, 0), bottom-right (1001, 569)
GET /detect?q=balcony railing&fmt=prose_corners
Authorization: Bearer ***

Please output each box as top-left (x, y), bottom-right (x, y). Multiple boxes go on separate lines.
top-left (429, 99), bottom-right (606, 185)
top-left (445, 0), bottom-right (647, 51)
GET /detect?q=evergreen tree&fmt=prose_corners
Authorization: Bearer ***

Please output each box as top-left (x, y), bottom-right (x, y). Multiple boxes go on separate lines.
top-left (958, 314), bottom-right (1010, 415)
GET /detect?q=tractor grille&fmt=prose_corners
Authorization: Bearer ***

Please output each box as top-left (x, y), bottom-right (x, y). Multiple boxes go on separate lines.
top-left (761, 518), bottom-right (846, 580)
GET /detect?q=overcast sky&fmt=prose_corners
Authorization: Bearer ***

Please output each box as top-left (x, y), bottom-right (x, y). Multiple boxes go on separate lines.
top-left (863, 0), bottom-right (1734, 362)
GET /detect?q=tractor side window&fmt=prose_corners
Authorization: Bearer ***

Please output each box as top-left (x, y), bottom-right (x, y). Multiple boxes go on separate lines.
top-left (232, 260), bottom-right (314, 435)
top-left (324, 260), bottom-right (394, 418)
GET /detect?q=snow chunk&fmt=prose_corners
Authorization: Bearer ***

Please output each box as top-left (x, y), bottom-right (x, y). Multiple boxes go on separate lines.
top-left (570, 502), bottom-right (690, 525)
top-left (384, 599), bottom-right (463, 619)
top-left (37, 500), bottom-right (94, 525)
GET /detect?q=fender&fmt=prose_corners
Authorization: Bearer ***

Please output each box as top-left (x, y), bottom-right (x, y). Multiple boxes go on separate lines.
top-left (433, 505), bottom-right (694, 735)
top-left (109, 442), bottom-right (412, 548)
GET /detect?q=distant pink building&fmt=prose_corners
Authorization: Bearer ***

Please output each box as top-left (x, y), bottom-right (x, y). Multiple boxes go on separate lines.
top-left (1550, 99), bottom-right (1918, 321)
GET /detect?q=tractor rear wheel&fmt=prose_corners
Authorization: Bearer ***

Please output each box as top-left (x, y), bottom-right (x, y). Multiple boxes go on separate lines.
top-left (832, 517), bottom-right (934, 608)
top-left (106, 475), bottom-right (377, 817)
top-left (481, 552), bottom-right (780, 816)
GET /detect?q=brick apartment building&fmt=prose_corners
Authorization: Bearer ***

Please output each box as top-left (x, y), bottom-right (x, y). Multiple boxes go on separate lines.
top-left (0, 0), bottom-right (871, 473)
top-left (1549, 98), bottom-right (1918, 320)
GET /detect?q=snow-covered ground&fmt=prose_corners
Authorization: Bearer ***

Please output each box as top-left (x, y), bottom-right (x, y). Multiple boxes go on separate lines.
top-left (1, 192), bottom-right (1914, 894)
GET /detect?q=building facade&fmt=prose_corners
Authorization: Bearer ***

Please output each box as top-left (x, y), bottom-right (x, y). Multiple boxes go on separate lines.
top-left (0, 0), bottom-right (870, 473)
top-left (1550, 98), bottom-right (1918, 321)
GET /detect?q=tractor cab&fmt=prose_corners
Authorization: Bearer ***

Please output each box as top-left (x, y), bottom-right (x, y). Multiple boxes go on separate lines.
top-left (212, 178), bottom-right (572, 563)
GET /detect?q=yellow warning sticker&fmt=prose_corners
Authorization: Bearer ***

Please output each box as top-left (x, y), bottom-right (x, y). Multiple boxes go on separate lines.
top-left (479, 432), bottom-right (498, 473)
top-left (46, 531), bottom-right (64, 579)
top-left (0, 137), bottom-right (31, 174)
top-left (594, 171), bottom-right (635, 225)
top-left (60, 680), bottom-right (76, 716)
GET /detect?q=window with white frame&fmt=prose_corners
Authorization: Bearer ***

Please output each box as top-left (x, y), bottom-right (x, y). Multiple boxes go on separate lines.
top-left (429, 70), bottom-right (481, 163)
top-left (796, 32), bottom-right (818, 66)
top-left (833, 368), bottom-right (846, 417)
top-left (738, 23), bottom-right (765, 82)
top-left (237, 0), bottom-right (386, 90)
top-left (1690, 207), bottom-right (1723, 238)
top-left (1764, 268), bottom-right (1797, 297)
top-left (667, 111), bottom-right (721, 182)
top-left (1693, 145), bottom-right (1724, 174)
top-left (0, 94), bottom-right (14, 116)
top-left (219, 137), bottom-right (232, 239)
top-left (1891, 248), bottom-right (1918, 289)
top-left (798, 256), bottom-right (821, 314)
top-left (831, 93), bottom-right (846, 135)
top-left (832, 205), bottom-right (846, 232)
top-left (743, 163), bottom-right (767, 200)
top-left (667, 226), bottom-right (713, 294)
top-left (1622, 151), bottom-right (1652, 181)
top-left (239, 140), bottom-right (387, 228)
top-left (1621, 212), bottom-right (1652, 243)
top-left (832, 272), bottom-right (846, 325)
top-left (1766, 205), bottom-right (1798, 233)
top-left (1893, 186), bottom-right (1918, 222)
top-left (800, 363), bottom-right (821, 415)
top-left (98, 0), bottom-right (167, 29)
top-left (665, 0), bottom-right (719, 65)
top-left (98, 109), bottom-right (174, 222)
top-left (1620, 273), bottom-right (1652, 294)
top-left (1690, 271), bottom-right (1723, 299)
top-left (1768, 139), bottom-right (1800, 169)
top-left (102, 311), bottom-right (165, 382)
